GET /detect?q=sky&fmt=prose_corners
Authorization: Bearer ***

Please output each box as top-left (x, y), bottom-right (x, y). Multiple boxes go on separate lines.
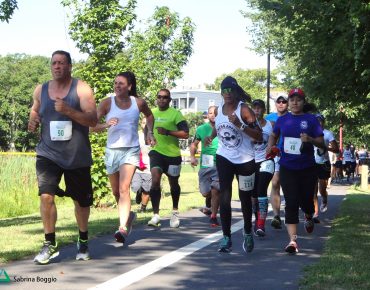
top-left (0, 0), bottom-right (278, 88)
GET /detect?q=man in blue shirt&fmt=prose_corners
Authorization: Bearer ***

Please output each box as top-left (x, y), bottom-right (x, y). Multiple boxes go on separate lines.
top-left (265, 95), bottom-right (289, 229)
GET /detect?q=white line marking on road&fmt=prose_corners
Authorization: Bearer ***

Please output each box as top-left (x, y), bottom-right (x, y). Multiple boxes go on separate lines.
top-left (88, 220), bottom-right (244, 290)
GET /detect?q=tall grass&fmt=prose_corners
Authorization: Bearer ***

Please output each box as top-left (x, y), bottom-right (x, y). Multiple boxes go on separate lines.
top-left (0, 155), bottom-right (71, 218)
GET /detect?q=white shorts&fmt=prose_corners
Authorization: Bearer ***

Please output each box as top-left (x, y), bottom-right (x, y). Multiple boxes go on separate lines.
top-left (105, 146), bottom-right (140, 175)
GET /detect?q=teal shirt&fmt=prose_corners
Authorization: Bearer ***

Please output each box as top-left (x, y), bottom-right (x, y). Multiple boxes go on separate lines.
top-left (195, 122), bottom-right (218, 168)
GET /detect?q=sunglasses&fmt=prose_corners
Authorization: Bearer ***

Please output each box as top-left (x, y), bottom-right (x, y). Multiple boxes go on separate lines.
top-left (276, 100), bottom-right (287, 104)
top-left (221, 88), bottom-right (232, 94)
top-left (157, 94), bottom-right (170, 99)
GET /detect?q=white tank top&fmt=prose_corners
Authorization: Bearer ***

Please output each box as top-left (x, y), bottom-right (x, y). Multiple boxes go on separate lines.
top-left (215, 101), bottom-right (254, 164)
top-left (254, 120), bottom-right (273, 163)
top-left (106, 96), bottom-right (140, 148)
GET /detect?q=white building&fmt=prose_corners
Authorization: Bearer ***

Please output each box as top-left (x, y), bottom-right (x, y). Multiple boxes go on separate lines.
top-left (170, 90), bottom-right (222, 114)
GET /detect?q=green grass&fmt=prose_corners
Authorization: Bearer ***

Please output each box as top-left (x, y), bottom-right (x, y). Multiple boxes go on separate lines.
top-left (300, 189), bottom-right (370, 290)
top-left (0, 155), bottom-right (70, 218)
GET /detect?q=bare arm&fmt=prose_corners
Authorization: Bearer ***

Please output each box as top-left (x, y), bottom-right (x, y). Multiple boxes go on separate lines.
top-left (156, 120), bottom-right (190, 139)
top-left (89, 98), bottom-right (112, 133)
top-left (55, 80), bottom-right (98, 127)
top-left (190, 138), bottom-right (200, 167)
top-left (28, 85), bottom-right (42, 132)
top-left (228, 104), bottom-right (262, 141)
top-left (137, 98), bottom-right (156, 146)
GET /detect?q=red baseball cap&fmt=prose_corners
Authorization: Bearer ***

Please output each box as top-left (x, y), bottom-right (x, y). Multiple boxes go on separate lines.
top-left (288, 88), bottom-right (305, 99)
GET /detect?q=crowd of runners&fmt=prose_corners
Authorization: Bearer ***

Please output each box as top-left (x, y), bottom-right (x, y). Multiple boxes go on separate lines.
top-left (28, 50), bottom-right (369, 264)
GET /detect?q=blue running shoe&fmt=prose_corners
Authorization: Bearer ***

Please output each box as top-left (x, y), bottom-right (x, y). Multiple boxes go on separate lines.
top-left (218, 236), bottom-right (232, 253)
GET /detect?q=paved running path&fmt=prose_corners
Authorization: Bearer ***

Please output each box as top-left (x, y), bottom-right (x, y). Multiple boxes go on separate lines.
top-left (1, 185), bottom-right (347, 290)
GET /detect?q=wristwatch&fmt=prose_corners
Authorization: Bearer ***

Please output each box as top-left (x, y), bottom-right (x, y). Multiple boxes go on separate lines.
top-left (240, 123), bottom-right (247, 130)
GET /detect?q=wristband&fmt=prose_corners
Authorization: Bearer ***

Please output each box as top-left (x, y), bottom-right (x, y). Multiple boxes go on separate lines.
top-left (165, 130), bottom-right (170, 136)
top-left (240, 123), bottom-right (247, 130)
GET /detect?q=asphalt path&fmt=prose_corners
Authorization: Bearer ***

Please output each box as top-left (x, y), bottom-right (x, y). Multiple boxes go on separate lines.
top-left (1, 185), bottom-right (347, 290)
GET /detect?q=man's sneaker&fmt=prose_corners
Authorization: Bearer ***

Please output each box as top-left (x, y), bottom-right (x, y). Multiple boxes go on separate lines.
top-left (320, 203), bottom-right (328, 213)
top-left (135, 189), bottom-right (142, 205)
top-left (271, 215), bottom-right (282, 229)
top-left (209, 216), bottom-right (220, 227)
top-left (199, 207), bottom-right (212, 216)
top-left (114, 227), bottom-right (128, 243)
top-left (148, 214), bottom-right (161, 227)
top-left (285, 240), bottom-right (298, 254)
top-left (170, 211), bottom-right (180, 228)
top-left (313, 215), bottom-right (320, 224)
top-left (126, 211), bottom-right (137, 236)
top-left (304, 215), bottom-right (315, 234)
top-left (76, 239), bottom-right (90, 261)
top-left (254, 226), bottom-right (266, 237)
top-left (242, 231), bottom-right (254, 253)
top-left (34, 241), bottom-right (59, 265)
top-left (218, 236), bottom-right (232, 253)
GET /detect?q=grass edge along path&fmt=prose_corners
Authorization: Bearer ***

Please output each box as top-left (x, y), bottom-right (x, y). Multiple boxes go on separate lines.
top-left (300, 188), bottom-right (370, 290)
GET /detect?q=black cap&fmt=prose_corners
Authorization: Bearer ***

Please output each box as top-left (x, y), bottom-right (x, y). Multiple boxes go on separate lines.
top-left (252, 99), bottom-right (266, 108)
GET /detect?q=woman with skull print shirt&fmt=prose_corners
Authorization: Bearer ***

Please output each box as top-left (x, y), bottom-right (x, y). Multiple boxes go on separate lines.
top-left (206, 76), bottom-right (262, 254)
top-left (267, 88), bottom-right (325, 254)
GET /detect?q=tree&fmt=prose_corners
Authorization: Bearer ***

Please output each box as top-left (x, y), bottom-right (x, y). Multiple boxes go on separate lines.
top-left (0, 0), bottom-right (17, 22)
top-left (206, 68), bottom-right (282, 101)
top-left (125, 6), bottom-right (195, 104)
top-left (0, 54), bottom-right (50, 151)
top-left (62, 0), bottom-right (195, 205)
top-left (244, 0), bottom-right (370, 145)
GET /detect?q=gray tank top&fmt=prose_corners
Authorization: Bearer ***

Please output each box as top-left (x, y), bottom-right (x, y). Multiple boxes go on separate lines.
top-left (36, 78), bottom-right (93, 169)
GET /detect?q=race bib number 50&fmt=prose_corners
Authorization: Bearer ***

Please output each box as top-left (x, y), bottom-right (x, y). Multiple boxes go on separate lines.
top-left (50, 121), bottom-right (72, 141)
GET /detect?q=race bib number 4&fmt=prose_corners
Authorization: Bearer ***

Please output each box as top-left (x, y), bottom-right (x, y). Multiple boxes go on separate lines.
top-left (201, 154), bottom-right (214, 167)
top-left (167, 165), bottom-right (181, 177)
top-left (284, 137), bottom-right (302, 155)
top-left (50, 121), bottom-right (72, 141)
top-left (239, 173), bottom-right (255, 191)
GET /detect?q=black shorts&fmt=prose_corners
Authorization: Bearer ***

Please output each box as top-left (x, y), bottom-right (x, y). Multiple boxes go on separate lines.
top-left (334, 161), bottom-right (342, 168)
top-left (316, 161), bottom-right (331, 180)
top-left (149, 150), bottom-right (182, 176)
top-left (36, 156), bottom-right (93, 207)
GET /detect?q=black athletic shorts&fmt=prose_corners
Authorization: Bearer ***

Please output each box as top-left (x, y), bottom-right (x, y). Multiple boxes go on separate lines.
top-left (36, 155), bottom-right (94, 207)
top-left (316, 161), bottom-right (331, 180)
top-left (149, 150), bottom-right (182, 176)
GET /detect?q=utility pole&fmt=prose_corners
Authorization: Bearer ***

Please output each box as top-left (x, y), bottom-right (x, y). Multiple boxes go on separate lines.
top-left (266, 47), bottom-right (271, 114)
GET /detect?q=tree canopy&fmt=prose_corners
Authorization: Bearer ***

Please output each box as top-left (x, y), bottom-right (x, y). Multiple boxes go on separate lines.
top-left (0, 0), bottom-right (17, 22)
top-left (244, 0), bottom-right (370, 146)
top-left (0, 54), bottom-right (50, 150)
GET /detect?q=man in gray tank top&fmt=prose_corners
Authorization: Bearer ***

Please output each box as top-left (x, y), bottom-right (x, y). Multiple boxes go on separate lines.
top-left (28, 50), bottom-right (97, 264)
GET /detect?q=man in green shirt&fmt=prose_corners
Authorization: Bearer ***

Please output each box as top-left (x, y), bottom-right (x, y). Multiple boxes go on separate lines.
top-left (148, 89), bottom-right (189, 227)
top-left (190, 106), bottom-right (220, 227)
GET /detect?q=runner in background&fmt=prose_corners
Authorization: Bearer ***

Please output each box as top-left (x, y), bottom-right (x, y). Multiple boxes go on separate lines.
top-left (251, 99), bottom-right (274, 237)
top-left (132, 118), bottom-right (151, 213)
top-left (265, 95), bottom-right (289, 230)
top-left (190, 106), bottom-right (220, 227)
top-left (147, 89), bottom-right (189, 228)
top-left (313, 114), bottom-right (339, 223)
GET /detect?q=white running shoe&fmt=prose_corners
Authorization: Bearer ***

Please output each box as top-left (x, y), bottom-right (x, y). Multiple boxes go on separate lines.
top-left (320, 203), bottom-right (328, 213)
top-left (148, 214), bottom-right (161, 227)
top-left (170, 211), bottom-right (180, 228)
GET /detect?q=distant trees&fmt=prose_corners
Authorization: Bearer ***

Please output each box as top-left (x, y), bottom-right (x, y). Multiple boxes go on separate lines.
top-left (0, 54), bottom-right (50, 150)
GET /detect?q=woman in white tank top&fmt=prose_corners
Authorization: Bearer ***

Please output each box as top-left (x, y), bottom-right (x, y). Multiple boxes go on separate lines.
top-left (91, 72), bottom-right (155, 244)
top-left (206, 76), bottom-right (262, 254)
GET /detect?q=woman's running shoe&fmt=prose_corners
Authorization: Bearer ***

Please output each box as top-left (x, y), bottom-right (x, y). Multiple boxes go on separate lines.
top-left (285, 240), bottom-right (298, 254)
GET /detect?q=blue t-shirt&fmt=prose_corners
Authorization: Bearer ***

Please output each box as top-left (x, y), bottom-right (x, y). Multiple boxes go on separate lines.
top-left (265, 112), bottom-right (290, 149)
top-left (273, 113), bottom-right (323, 170)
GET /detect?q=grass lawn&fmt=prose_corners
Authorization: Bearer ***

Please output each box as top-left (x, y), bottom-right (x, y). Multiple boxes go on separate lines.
top-left (300, 189), bottom-right (370, 290)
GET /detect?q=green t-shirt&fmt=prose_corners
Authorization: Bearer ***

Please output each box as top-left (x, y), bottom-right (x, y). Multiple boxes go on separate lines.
top-left (195, 122), bottom-right (218, 168)
top-left (152, 107), bottom-right (185, 157)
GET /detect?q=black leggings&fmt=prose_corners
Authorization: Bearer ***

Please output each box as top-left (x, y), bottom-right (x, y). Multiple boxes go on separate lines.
top-left (252, 160), bottom-right (274, 198)
top-left (280, 165), bottom-right (318, 224)
top-left (216, 154), bottom-right (256, 237)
